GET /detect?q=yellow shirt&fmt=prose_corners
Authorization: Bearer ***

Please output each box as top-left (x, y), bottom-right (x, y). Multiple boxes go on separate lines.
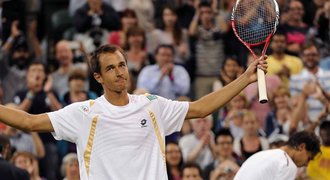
top-left (307, 146), bottom-right (330, 180)
top-left (267, 54), bottom-right (303, 87)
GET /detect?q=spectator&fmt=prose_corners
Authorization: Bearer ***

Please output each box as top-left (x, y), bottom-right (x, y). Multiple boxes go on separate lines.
top-left (148, 5), bottom-right (190, 64)
top-left (1, 20), bottom-right (42, 104)
top-left (204, 128), bottom-right (240, 180)
top-left (73, 0), bottom-right (120, 50)
top-left (11, 151), bottom-right (45, 180)
top-left (189, 2), bottom-right (226, 99)
top-left (51, 40), bottom-right (88, 98)
top-left (267, 32), bottom-right (303, 88)
top-left (128, 0), bottom-right (155, 32)
top-left (137, 44), bottom-right (190, 100)
top-left (290, 41), bottom-right (330, 122)
top-left (124, 26), bottom-right (149, 81)
top-left (0, 135), bottom-right (29, 180)
top-left (166, 141), bottom-right (183, 180)
top-left (182, 163), bottom-right (203, 180)
top-left (279, 0), bottom-right (309, 56)
top-left (233, 110), bottom-right (269, 161)
top-left (108, 9), bottom-right (138, 48)
top-left (264, 86), bottom-right (298, 137)
top-left (307, 121), bottom-right (330, 179)
top-left (179, 115), bottom-right (215, 170)
top-left (13, 62), bottom-right (62, 180)
top-left (60, 153), bottom-right (80, 180)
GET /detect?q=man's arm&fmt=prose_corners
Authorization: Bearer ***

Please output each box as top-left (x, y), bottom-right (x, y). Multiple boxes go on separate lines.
top-left (0, 105), bottom-right (53, 132)
top-left (186, 56), bottom-right (267, 119)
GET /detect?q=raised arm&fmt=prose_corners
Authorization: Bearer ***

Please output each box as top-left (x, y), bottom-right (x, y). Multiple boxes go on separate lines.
top-left (0, 105), bottom-right (53, 132)
top-left (186, 56), bottom-right (267, 119)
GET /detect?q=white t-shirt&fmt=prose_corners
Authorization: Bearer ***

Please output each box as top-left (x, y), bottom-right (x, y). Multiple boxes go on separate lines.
top-left (47, 94), bottom-right (189, 180)
top-left (234, 149), bottom-right (297, 180)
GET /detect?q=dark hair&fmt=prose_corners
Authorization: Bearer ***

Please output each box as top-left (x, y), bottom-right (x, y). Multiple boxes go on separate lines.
top-left (120, 8), bottom-right (137, 19)
top-left (320, 121), bottom-right (330, 146)
top-left (166, 141), bottom-right (184, 180)
top-left (89, 44), bottom-right (127, 74)
top-left (0, 134), bottom-right (10, 155)
top-left (215, 128), bottom-right (234, 143)
top-left (182, 162), bottom-right (202, 177)
top-left (301, 40), bottom-right (320, 54)
top-left (124, 26), bottom-right (146, 50)
top-left (159, 5), bottom-right (183, 45)
top-left (68, 68), bottom-right (87, 81)
top-left (27, 61), bottom-right (47, 74)
top-left (199, 1), bottom-right (212, 8)
top-left (154, 44), bottom-right (175, 55)
top-left (287, 131), bottom-right (320, 159)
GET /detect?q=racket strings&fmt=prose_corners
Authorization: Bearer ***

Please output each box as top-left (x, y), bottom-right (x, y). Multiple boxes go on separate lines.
top-left (233, 0), bottom-right (278, 44)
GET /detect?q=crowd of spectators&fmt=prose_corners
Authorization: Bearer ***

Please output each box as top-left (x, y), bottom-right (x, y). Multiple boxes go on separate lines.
top-left (1, 0), bottom-right (330, 179)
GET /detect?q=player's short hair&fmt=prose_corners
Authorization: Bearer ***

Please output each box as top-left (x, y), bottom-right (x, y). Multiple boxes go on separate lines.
top-left (215, 128), bottom-right (234, 143)
top-left (89, 44), bottom-right (127, 74)
top-left (287, 131), bottom-right (320, 159)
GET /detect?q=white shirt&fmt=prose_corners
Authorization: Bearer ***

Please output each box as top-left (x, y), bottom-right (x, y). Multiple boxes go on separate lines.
top-left (234, 149), bottom-right (297, 180)
top-left (47, 94), bottom-right (189, 180)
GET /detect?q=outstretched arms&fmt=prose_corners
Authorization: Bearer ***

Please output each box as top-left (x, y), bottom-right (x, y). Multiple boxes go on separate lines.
top-left (186, 56), bottom-right (268, 119)
top-left (0, 105), bottom-right (53, 132)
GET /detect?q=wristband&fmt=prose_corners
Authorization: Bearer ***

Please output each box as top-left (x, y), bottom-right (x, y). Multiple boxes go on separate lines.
top-left (26, 91), bottom-right (35, 100)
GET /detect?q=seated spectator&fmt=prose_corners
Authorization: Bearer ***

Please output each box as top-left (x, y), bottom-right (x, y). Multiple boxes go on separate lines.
top-left (182, 162), bottom-right (203, 180)
top-left (264, 86), bottom-right (300, 137)
top-left (52, 40), bottom-right (88, 98)
top-left (0, 135), bottom-right (29, 180)
top-left (60, 153), bottom-right (80, 180)
top-left (11, 151), bottom-right (45, 180)
top-left (179, 115), bottom-right (215, 170)
top-left (209, 159), bottom-right (240, 180)
top-left (221, 94), bottom-right (248, 138)
top-left (148, 5), bottom-right (190, 64)
top-left (108, 9), bottom-right (138, 48)
top-left (233, 110), bottom-right (269, 162)
top-left (137, 44), bottom-right (190, 100)
top-left (73, 0), bottom-right (120, 51)
top-left (61, 69), bottom-right (97, 106)
top-left (307, 121), bottom-right (330, 179)
top-left (124, 26), bottom-right (149, 81)
top-left (166, 141), bottom-right (183, 180)
top-left (204, 128), bottom-right (241, 180)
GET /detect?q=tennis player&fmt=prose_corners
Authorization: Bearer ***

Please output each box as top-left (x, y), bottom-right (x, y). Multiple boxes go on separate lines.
top-left (234, 131), bottom-right (320, 180)
top-left (0, 44), bottom-right (267, 180)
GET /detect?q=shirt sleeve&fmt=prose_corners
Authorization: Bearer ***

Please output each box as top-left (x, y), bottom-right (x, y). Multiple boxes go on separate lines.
top-left (156, 96), bottom-right (189, 135)
top-left (47, 102), bottom-right (85, 142)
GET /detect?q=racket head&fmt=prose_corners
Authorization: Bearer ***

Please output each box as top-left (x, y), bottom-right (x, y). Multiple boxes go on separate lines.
top-left (231, 0), bottom-right (280, 48)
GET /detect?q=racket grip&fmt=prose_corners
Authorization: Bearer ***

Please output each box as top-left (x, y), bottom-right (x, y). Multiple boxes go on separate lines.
top-left (257, 68), bottom-right (268, 104)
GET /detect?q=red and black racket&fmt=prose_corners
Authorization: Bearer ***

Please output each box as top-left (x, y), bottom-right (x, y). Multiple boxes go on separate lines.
top-left (231, 0), bottom-right (280, 103)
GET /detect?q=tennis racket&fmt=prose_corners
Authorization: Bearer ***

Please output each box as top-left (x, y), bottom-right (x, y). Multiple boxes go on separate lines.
top-left (231, 0), bottom-right (280, 103)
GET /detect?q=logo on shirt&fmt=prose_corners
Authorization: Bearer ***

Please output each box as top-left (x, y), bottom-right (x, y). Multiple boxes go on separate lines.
top-left (140, 119), bottom-right (148, 128)
top-left (79, 105), bottom-right (90, 113)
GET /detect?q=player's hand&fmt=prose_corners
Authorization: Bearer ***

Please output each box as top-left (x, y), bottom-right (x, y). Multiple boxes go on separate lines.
top-left (245, 55), bottom-right (268, 83)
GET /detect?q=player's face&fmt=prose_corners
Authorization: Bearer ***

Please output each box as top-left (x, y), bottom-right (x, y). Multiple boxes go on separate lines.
top-left (182, 168), bottom-right (202, 180)
top-left (293, 144), bottom-right (312, 167)
top-left (94, 51), bottom-right (129, 93)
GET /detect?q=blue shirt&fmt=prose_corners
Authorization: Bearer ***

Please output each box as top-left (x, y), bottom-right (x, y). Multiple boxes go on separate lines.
top-left (137, 64), bottom-right (190, 100)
